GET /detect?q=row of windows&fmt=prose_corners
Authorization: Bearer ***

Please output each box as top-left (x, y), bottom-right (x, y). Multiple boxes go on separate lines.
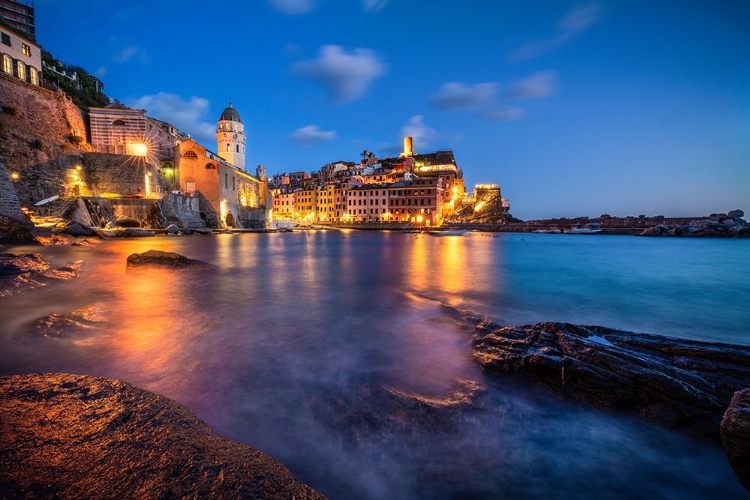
top-left (350, 189), bottom-right (433, 196)
top-left (0, 33), bottom-right (29, 55)
top-left (2, 53), bottom-right (38, 85)
top-left (347, 197), bottom-right (434, 207)
top-left (223, 143), bottom-right (244, 153)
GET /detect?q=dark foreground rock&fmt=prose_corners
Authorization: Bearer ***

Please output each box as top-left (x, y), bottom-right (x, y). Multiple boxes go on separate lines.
top-left (0, 253), bottom-right (81, 297)
top-left (126, 249), bottom-right (214, 268)
top-left (0, 373), bottom-right (325, 499)
top-left (722, 389), bottom-right (750, 491)
top-left (472, 321), bottom-right (750, 441)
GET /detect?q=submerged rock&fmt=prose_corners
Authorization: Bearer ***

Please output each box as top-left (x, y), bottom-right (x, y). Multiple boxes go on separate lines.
top-left (472, 321), bottom-right (750, 440)
top-left (0, 373), bottom-right (325, 499)
top-left (0, 253), bottom-right (81, 297)
top-left (126, 249), bottom-right (214, 268)
top-left (722, 388), bottom-right (750, 492)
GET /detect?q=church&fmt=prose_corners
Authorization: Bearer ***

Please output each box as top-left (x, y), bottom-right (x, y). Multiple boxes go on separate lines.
top-left (175, 103), bottom-right (271, 228)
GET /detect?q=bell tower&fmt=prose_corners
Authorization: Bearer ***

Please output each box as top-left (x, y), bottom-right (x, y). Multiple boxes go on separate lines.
top-left (217, 102), bottom-right (246, 170)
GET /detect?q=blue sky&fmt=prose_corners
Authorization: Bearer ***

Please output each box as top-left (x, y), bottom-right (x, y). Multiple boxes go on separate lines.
top-left (35, 0), bottom-right (749, 220)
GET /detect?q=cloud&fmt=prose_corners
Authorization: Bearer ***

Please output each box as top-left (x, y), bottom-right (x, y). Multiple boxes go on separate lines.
top-left (430, 82), bottom-right (498, 110)
top-left (506, 70), bottom-right (558, 100)
top-left (293, 45), bottom-right (386, 103)
top-left (362, 0), bottom-right (388, 11)
top-left (268, 0), bottom-right (315, 15)
top-left (290, 125), bottom-right (337, 144)
top-left (509, 2), bottom-right (602, 60)
top-left (126, 92), bottom-right (216, 145)
top-left (114, 45), bottom-right (149, 64)
top-left (94, 66), bottom-right (108, 78)
top-left (401, 115), bottom-right (437, 150)
top-left (483, 107), bottom-right (526, 122)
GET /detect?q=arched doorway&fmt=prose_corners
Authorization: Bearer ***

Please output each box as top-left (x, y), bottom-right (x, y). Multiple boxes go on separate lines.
top-left (225, 212), bottom-right (235, 227)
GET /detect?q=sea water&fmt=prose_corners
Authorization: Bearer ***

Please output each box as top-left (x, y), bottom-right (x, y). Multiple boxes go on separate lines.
top-left (1, 231), bottom-right (749, 499)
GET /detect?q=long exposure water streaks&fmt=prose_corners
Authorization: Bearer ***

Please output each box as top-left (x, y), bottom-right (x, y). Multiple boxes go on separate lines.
top-left (1, 231), bottom-right (749, 498)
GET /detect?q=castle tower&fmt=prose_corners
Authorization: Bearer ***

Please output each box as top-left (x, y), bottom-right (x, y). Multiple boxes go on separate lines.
top-left (217, 102), bottom-right (246, 170)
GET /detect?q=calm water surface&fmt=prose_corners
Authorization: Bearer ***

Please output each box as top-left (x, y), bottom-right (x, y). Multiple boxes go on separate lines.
top-left (2, 231), bottom-right (749, 499)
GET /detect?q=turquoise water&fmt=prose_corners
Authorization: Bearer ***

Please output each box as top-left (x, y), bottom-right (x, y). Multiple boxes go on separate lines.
top-left (1, 232), bottom-right (749, 498)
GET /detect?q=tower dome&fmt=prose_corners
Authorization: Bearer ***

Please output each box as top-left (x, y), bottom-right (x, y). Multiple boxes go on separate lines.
top-left (219, 103), bottom-right (243, 123)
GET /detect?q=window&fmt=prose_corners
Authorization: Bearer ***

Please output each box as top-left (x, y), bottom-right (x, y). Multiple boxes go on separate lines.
top-left (16, 60), bottom-right (25, 81)
top-left (1, 32), bottom-right (10, 46)
top-left (236, 145), bottom-right (239, 153)
top-left (2, 54), bottom-right (11, 74)
top-left (112, 119), bottom-right (125, 126)
top-left (205, 163), bottom-right (216, 169)
top-left (29, 66), bottom-right (37, 85)
top-left (183, 150), bottom-right (198, 158)
top-left (22, 43), bottom-right (30, 57)
top-left (225, 173), bottom-right (228, 189)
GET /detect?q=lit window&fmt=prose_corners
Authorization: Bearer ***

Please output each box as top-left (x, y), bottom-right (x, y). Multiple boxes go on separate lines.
top-left (30, 66), bottom-right (39, 84)
top-left (2, 54), bottom-right (11, 74)
top-left (183, 151), bottom-right (198, 159)
top-left (16, 60), bottom-right (25, 81)
top-left (22, 43), bottom-right (30, 57)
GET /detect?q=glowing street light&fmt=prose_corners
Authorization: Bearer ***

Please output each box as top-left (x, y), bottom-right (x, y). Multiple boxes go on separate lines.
top-left (132, 143), bottom-right (148, 157)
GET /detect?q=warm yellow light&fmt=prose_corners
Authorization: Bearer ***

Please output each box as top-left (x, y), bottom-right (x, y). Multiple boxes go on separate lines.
top-left (475, 201), bottom-right (486, 212)
top-left (416, 215), bottom-right (423, 223)
top-left (76, 165), bottom-right (82, 171)
top-left (10, 172), bottom-right (19, 180)
top-left (132, 143), bottom-right (148, 157)
top-left (452, 187), bottom-right (458, 194)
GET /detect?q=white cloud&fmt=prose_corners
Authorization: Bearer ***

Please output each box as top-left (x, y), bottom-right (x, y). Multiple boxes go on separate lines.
top-left (509, 2), bottom-right (602, 60)
top-left (507, 70), bottom-right (558, 100)
top-left (483, 107), bottom-right (526, 122)
top-left (430, 82), bottom-right (498, 110)
top-left (268, 0), bottom-right (315, 15)
top-left (126, 92), bottom-right (216, 145)
top-left (94, 66), bottom-right (107, 78)
top-left (293, 45), bottom-right (386, 103)
top-left (362, 0), bottom-right (388, 11)
top-left (114, 45), bottom-right (149, 64)
top-left (401, 115), bottom-right (437, 150)
top-left (290, 125), bottom-right (337, 144)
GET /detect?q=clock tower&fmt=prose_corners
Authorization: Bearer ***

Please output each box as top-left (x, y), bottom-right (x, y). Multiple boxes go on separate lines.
top-left (217, 102), bottom-right (246, 170)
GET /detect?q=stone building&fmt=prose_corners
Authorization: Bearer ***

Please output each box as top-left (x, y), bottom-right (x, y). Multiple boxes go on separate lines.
top-left (216, 103), bottom-right (246, 170)
top-left (1, 21), bottom-right (41, 86)
top-left (89, 105), bottom-right (148, 156)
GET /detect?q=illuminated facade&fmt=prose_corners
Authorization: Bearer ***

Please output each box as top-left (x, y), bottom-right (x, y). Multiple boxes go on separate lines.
top-left (0, 23), bottom-right (40, 86)
top-left (89, 106), bottom-right (148, 156)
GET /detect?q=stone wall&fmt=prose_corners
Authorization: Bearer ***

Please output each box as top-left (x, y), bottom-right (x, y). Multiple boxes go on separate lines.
top-left (81, 153), bottom-right (160, 197)
top-left (161, 192), bottom-right (205, 229)
top-left (0, 74), bottom-right (91, 178)
top-left (0, 156), bottom-right (22, 217)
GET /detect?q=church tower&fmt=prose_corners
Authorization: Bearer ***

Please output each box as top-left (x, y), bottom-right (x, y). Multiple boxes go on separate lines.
top-left (217, 102), bottom-right (246, 170)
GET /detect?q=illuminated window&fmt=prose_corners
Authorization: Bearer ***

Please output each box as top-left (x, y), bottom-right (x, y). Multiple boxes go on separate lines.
top-left (2, 54), bottom-right (11, 74)
top-left (16, 60), bottom-right (25, 81)
top-left (183, 150), bottom-right (198, 159)
top-left (29, 66), bottom-right (37, 85)
top-left (22, 43), bottom-right (30, 56)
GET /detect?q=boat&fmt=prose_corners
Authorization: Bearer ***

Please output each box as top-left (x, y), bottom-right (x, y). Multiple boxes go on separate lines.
top-left (427, 229), bottom-right (468, 236)
top-left (532, 227), bottom-right (562, 234)
top-left (567, 223), bottom-right (602, 234)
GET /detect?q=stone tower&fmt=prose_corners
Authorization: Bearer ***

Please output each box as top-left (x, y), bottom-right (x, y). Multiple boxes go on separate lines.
top-left (217, 102), bottom-right (246, 170)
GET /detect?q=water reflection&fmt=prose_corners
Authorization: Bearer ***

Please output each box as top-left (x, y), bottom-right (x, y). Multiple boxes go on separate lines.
top-left (0, 233), bottom-right (748, 499)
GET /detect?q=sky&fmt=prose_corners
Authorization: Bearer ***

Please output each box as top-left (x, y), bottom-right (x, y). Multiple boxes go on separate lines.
top-left (34, 0), bottom-right (750, 220)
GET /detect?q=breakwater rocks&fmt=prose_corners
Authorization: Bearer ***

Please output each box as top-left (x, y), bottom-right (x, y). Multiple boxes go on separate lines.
top-left (0, 373), bottom-right (325, 500)
top-left (472, 321), bottom-right (750, 441)
top-left (640, 209), bottom-right (748, 237)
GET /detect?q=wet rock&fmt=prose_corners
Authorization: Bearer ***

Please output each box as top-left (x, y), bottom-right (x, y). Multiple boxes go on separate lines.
top-left (728, 209), bottom-right (745, 219)
top-left (122, 228), bottom-right (155, 237)
top-left (56, 221), bottom-right (98, 237)
top-left (180, 227), bottom-right (193, 235)
top-left (722, 388), bottom-right (750, 492)
top-left (0, 373), bottom-right (325, 499)
top-left (0, 213), bottom-right (37, 244)
top-left (472, 321), bottom-right (750, 440)
top-left (126, 249), bottom-right (214, 268)
top-left (31, 306), bottom-right (106, 338)
top-left (165, 223), bottom-right (179, 234)
top-left (0, 254), bottom-right (81, 297)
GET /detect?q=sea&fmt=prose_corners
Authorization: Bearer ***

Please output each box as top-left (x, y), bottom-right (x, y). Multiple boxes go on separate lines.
top-left (2, 231), bottom-right (749, 499)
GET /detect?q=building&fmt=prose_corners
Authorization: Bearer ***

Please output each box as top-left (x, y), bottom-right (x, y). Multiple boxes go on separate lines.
top-left (0, 0), bottom-right (34, 42)
top-left (0, 19), bottom-right (40, 86)
top-left (89, 105), bottom-right (148, 156)
top-left (216, 102), bottom-right (246, 170)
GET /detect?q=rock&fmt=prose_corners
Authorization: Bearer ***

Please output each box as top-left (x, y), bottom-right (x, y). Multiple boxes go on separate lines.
top-left (126, 249), bottom-right (214, 268)
top-left (640, 226), bottom-right (662, 236)
top-left (0, 373), bottom-right (325, 499)
top-left (0, 213), bottom-right (37, 243)
top-left (122, 228), bottom-right (155, 237)
top-left (722, 388), bottom-right (750, 493)
top-left (58, 221), bottom-right (97, 237)
top-left (164, 223), bottom-right (179, 234)
top-left (180, 227), bottom-right (193, 235)
top-left (728, 210), bottom-right (744, 219)
top-left (472, 322), bottom-right (750, 440)
top-left (0, 253), bottom-right (81, 297)
top-left (94, 229), bottom-right (117, 238)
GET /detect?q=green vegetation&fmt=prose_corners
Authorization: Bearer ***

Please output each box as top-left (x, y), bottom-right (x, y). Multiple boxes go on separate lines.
top-left (41, 50), bottom-right (111, 109)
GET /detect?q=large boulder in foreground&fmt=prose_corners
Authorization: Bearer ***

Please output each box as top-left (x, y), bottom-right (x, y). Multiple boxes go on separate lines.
top-left (126, 249), bottom-right (213, 268)
top-left (472, 321), bottom-right (750, 440)
top-left (0, 373), bottom-right (325, 499)
top-left (722, 388), bottom-right (750, 491)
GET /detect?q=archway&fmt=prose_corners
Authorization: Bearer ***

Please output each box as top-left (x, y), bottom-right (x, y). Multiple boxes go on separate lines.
top-left (225, 212), bottom-right (235, 227)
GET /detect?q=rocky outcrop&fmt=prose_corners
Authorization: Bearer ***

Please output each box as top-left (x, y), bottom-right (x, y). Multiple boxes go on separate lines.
top-left (0, 373), bottom-right (325, 499)
top-left (722, 389), bottom-right (750, 491)
top-left (472, 322), bottom-right (750, 440)
top-left (639, 210), bottom-right (749, 237)
top-left (0, 253), bottom-right (80, 297)
top-left (126, 249), bottom-right (213, 268)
